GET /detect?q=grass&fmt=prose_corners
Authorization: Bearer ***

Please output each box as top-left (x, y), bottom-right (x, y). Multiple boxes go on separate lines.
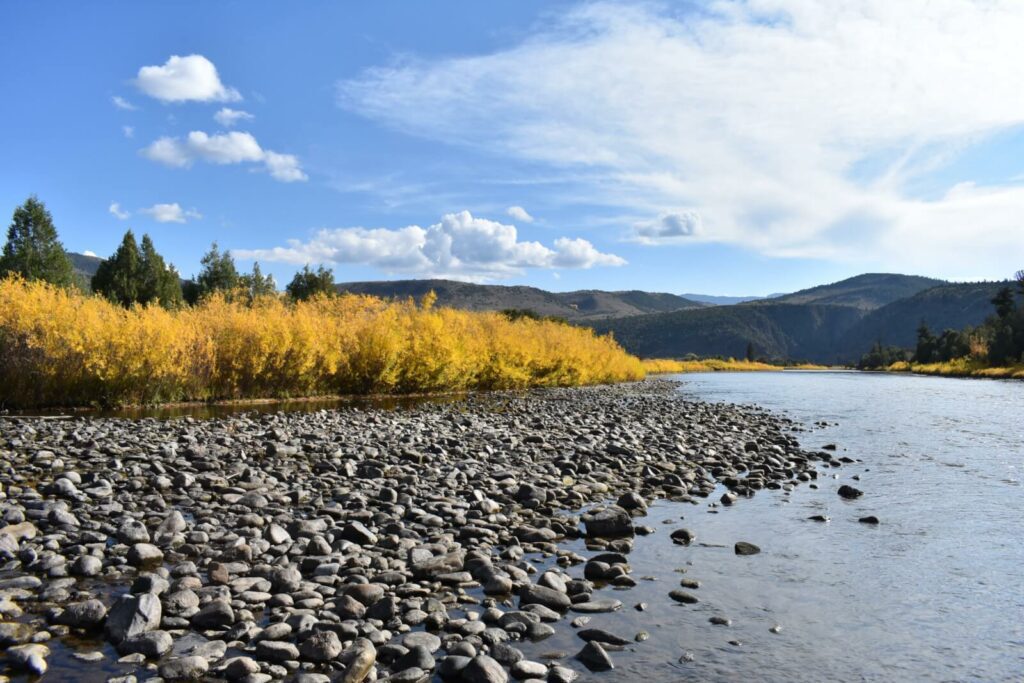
top-left (641, 358), bottom-right (829, 374)
top-left (886, 358), bottom-right (1024, 379)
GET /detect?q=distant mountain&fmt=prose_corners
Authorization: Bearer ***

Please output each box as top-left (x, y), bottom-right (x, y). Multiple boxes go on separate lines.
top-left (681, 293), bottom-right (784, 306)
top-left (69, 251), bottom-right (103, 280)
top-left (590, 277), bottom-right (1004, 364)
top-left (835, 281), bottom-right (1006, 359)
top-left (335, 278), bottom-right (705, 321)
top-left (761, 273), bottom-right (944, 310)
top-left (589, 303), bottom-right (864, 363)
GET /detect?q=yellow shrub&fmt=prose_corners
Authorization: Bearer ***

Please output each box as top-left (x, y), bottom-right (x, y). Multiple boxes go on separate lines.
top-left (641, 358), bottom-right (780, 374)
top-left (0, 277), bottom-right (645, 408)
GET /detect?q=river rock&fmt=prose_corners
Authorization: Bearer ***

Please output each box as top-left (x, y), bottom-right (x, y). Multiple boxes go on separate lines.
top-left (462, 654), bottom-right (508, 683)
top-left (734, 541), bottom-right (761, 556)
top-left (582, 507), bottom-right (634, 538)
top-left (106, 592), bottom-right (162, 644)
top-left (575, 641), bottom-right (614, 671)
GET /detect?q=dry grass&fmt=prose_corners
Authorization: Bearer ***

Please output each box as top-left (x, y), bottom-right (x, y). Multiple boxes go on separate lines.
top-left (886, 358), bottom-right (1024, 379)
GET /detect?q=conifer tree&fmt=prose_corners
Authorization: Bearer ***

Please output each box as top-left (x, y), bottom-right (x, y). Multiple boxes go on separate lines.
top-left (91, 230), bottom-right (142, 307)
top-left (240, 261), bottom-right (277, 300)
top-left (186, 242), bottom-right (240, 304)
top-left (0, 196), bottom-right (76, 286)
top-left (286, 264), bottom-right (335, 301)
top-left (139, 234), bottom-right (183, 308)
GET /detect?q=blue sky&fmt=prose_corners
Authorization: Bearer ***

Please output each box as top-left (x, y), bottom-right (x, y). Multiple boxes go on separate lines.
top-left (2, 1), bottom-right (1023, 296)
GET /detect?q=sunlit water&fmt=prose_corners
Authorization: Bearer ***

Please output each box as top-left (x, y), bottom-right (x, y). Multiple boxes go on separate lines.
top-left (518, 371), bottom-right (1023, 681)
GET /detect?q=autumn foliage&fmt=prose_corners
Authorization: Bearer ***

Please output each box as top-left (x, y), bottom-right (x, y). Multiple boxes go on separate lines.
top-left (0, 277), bottom-right (644, 408)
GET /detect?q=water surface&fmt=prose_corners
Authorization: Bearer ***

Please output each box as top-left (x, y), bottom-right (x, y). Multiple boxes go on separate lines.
top-left (514, 371), bottom-right (1023, 681)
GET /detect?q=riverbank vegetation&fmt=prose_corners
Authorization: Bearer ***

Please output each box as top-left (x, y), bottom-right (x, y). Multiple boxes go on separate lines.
top-left (641, 358), bottom-right (828, 374)
top-left (0, 196), bottom-right (647, 408)
top-left (858, 269), bottom-right (1024, 378)
top-left (0, 277), bottom-right (644, 408)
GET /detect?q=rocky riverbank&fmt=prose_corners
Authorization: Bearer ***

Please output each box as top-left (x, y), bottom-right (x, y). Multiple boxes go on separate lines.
top-left (0, 380), bottom-right (842, 682)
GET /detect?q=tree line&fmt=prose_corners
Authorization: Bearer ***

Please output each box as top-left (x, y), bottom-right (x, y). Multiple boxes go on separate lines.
top-left (858, 271), bottom-right (1024, 368)
top-left (0, 196), bottom-right (338, 305)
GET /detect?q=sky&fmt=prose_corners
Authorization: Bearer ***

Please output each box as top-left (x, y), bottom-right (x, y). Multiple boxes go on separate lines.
top-left (2, 0), bottom-right (1023, 296)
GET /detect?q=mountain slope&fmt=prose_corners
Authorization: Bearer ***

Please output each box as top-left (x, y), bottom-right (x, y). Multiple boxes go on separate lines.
top-left (763, 273), bottom-right (944, 310)
top-left (69, 252), bottom-right (103, 280)
top-left (835, 281), bottom-right (1007, 359)
top-left (682, 293), bottom-right (783, 306)
top-left (592, 279), bottom-right (1004, 364)
top-left (589, 303), bottom-right (865, 363)
top-left (335, 279), bottom-right (704, 320)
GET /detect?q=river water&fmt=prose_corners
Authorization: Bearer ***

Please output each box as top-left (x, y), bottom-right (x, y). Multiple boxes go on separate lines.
top-left (515, 371), bottom-right (1024, 682)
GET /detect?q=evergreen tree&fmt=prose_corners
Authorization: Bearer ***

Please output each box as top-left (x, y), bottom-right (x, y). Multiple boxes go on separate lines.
top-left (239, 261), bottom-right (277, 301)
top-left (91, 230), bottom-right (142, 307)
top-left (138, 234), bottom-right (183, 308)
top-left (188, 242), bottom-right (240, 304)
top-left (913, 321), bottom-right (936, 363)
top-left (0, 196), bottom-right (76, 286)
top-left (991, 286), bottom-right (1015, 319)
top-left (286, 264), bottom-right (335, 301)
top-left (745, 341), bottom-right (756, 362)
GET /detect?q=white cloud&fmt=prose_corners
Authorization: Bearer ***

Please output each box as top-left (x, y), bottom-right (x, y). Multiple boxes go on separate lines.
top-left (338, 0), bottom-right (1024, 277)
top-left (83, 250), bottom-right (97, 258)
top-left (263, 151), bottom-right (307, 182)
top-left (135, 54), bottom-right (241, 103)
top-left (139, 203), bottom-right (202, 224)
top-left (112, 95), bottom-right (137, 111)
top-left (142, 136), bottom-right (191, 167)
top-left (506, 206), bottom-right (534, 223)
top-left (185, 131), bottom-right (263, 164)
top-left (108, 202), bottom-right (130, 220)
top-left (235, 210), bottom-right (624, 280)
top-left (632, 212), bottom-right (701, 243)
top-left (141, 131), bottom-right (307, 182)
top-left (122, 125), bottom-right (135, 139)
top-left (213, 107), bottom-right (254, 127)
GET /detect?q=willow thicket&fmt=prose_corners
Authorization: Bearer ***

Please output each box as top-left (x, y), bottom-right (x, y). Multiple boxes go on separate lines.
top-left (0, 278), bottom-right (644, 408)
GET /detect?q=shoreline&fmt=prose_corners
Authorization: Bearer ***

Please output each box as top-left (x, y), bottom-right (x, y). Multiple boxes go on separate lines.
top-left (0, 379), bottom-right (843, 681)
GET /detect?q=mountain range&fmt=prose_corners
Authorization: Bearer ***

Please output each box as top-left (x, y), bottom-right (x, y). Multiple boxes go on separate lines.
top-left (67, 253), bottom-right (1003, 364)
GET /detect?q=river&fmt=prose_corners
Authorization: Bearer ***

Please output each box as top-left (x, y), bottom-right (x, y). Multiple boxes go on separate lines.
top-left (514, 371), bottom-right (1024, 681)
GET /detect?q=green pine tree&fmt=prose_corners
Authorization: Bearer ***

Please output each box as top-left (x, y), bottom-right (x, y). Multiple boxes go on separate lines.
top-left (186, 242), bottom-right (240, 304)
top-left (286, 264), bottom-right (335, 301)
top-left (239, 261), bottom-right (277, 301)
top-left (91, 229), bottom-right (142, 307)
top-left (0, 196), bottom-right (76, 287)
top-left (139, 234), bottom-right (183, 308)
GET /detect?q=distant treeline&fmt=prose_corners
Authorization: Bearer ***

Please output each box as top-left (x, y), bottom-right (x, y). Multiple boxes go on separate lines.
top-left (858, 271), bottom-right (1024, 370)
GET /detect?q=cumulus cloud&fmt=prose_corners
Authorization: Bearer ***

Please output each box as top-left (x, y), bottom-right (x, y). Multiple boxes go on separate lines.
top-left (214, 107), bottom-right (254, 127)
top-left (83, 250), bottom-right (97, 257)
top-left (506, 206), bottom-right (534, 223)
top-left (632, 212), bottom-right (701, 243)
top-left (338, 0), bottom-right (1024, 277)
top-left (141, 131), bottom-right (307, 182)
top-left (108, 202), bottom-right (130, 220)
top-left (135, 54), bottom-right (240, 103)
top-left (139, 203), bottom-right (202, 224)
top-left (112, 95), bottom-right (137, 111)
top-left (235, 210), bottom-right (624, 280)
